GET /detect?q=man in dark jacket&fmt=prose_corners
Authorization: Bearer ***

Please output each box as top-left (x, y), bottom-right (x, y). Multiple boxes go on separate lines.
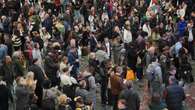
top-left (119, 80), bottom-right (140, 110)
top-left (28, 58), bottom-right (46, 108)
top-left (163, 76), bottom-right (185, 110)
top-left (44, 52), bottom-right (59, 87)
top-left (126, 43), bottom-right (137, 72)
top-left (42, 13), bottom-right (53, 34)
top-left (0, 81), bottom-right (13, 110)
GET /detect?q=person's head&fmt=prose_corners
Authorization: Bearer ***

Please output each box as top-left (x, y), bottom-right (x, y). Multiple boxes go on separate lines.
top-left (114, 65), bottom-right (122, 75)
top-left (74, 96), bottom-right (84, 106)
top-left (118, 99), bottom-right (127, 110)
top-left (42, 27), bottom-right (47, 33)
top-left (70, 39), bottom-right (76, 48)
top-left (151, 56), bottom-right (158, 63)
top-left (169, 65), bottom-right (176, 75)
top-left (114, 26), bottom-right (120, 33)
top-left (62, 66), bottom-right (69, 73)
top-left (26, 71), bottom-right (34, 80)
top-left (3, 55), bottom-right (12, 65)
top-left (89, 52), bottom-right (96, 60)
top-left (105, 59), bottom-right (112, 69)
top-left (34, 42), bottom-right (40, 49)
top-left (65, 9), bottom-right (71, 15)
top-left (125, 20), bottom-right (131, 30)
top-left (124, 80), bottom-right (133, 89)
top-left (169, 76), bottom-right (178, 85)
top-left (16, 77), bottom-right (26, 86)
top-left (26, 72), bottom-right (37, 91)
top-left (62, 56), bottom-right (68, 64)
top-left (58, 94), bottom-right (68, 106)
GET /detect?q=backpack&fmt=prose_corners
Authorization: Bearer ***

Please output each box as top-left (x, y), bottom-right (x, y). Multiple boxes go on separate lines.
top-left (180, 63), bottom-right (194, 83)
top-left (84, 75), bottom-right (92, 91)
top-left (146, 64), bottom-right (160, 82)
top-left (42, 90), bottom-right (55, 110)
top-left (62, 85), bottom-right (75, 99)
top-left (147, 64), bottom-right (162, 93)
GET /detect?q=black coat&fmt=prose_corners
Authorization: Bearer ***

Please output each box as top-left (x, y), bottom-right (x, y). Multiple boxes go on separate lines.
top-left (0, 64), bottom-right (14, 87)
top-left (44, 56), bottom-right (59, 79)
top-left (0, 85), bottom-right (12, 110)
top-left (44, 55), bottom-right (59, 86)
top-left (29, 64), bottom-right (45, 87)
top-left (126, 47), bottom-right (137, 71)
top-left (29, 64), bottom-right (45, 107)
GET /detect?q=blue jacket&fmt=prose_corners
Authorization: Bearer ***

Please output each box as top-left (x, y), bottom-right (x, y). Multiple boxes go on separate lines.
top-left (0, 45), bottom-right (7, 65)
top-left (177, 21), bottom-right (187, 37)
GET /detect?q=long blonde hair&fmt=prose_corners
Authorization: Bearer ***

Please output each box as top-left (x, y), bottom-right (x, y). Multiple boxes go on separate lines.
top-left (26, 72), bottom-right (37, 92)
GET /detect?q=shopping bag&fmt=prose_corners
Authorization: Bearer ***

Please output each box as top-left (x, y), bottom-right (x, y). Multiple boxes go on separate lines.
top-left (126, 69), bottom-right (136, 80)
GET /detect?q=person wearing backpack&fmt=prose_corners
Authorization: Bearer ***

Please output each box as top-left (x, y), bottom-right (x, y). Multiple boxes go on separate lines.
top-left (42, 80), bottom-right (56, 110)
top-left (179, 56), bottom-right (194, 83)
top-left (146, 57), bottom-right (163, 94)
top-left (81, 65), bottom-right (96, 110)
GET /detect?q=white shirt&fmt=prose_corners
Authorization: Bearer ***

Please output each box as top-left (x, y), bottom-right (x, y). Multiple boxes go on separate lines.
top-left (60, 74), bottom-right (72, 86)
top-left (123, 29), bottom-right (132, 43)
top-left (188, 29), bottom-right (193, 42)
top-left (32, 49), bottom-right (42, 63)
top-left (105, 42), bottom-right (111, 57)
top-left (143, 24), bottom-right (151, 37)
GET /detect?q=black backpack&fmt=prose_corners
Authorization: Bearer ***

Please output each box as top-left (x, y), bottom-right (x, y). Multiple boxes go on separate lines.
top-left (180, 63), bottom-right (194, 83)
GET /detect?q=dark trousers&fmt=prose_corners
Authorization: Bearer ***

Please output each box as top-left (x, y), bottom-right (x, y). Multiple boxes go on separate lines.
top-left (107, 89), bottom-right (112, 105)
top-left (136, 66), bottom-right (143, 80)
top-left (188, 41), bottom-right (194, 59)
top-left (101, 79), bottom-right (107, 104)
top-left (35, 85), bottom-right (43, 108)
top-left (112, 94), bottom-right (119, 110)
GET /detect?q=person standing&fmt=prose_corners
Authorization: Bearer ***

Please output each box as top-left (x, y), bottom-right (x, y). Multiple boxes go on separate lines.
top-left (163, 76), bottom-right (185, 110)
top-left (187, 20), bottom-right (195, 60)
top-left (82, 65), bottom-right (97, 110)
top-left (123, 20), bottom-right (132, 49)
top-left (118, 80), bottom-right (140, 110)
top-left (0, 35), bottom-right (7, 66)
top-left (0, 56), bottom-right (14, 88)
top-left (110, 66), bottom-right (124, 110)
top-left (44, 52), bottom-right (59, 87)
top-left (28, 58), bottom-right (46, 108)
top-left (146, 57), bottom-right (163, 94)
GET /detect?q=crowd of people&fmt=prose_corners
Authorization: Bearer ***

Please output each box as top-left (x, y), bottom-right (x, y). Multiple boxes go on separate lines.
top-left (0, 0), bottom-right (195, 110)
